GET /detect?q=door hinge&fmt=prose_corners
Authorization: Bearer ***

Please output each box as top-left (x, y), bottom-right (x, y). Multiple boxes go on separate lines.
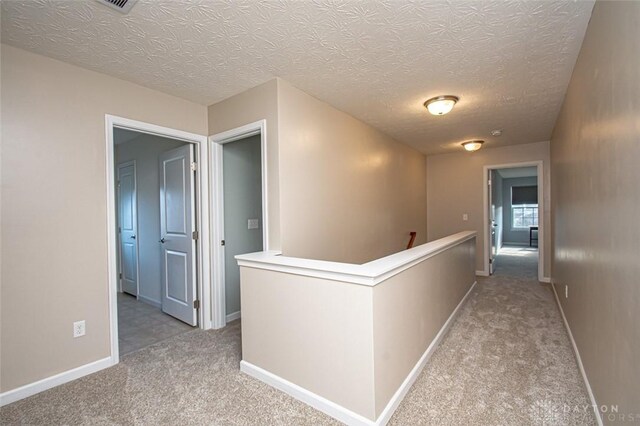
top-left (191, 161), bottom-right (197, 171)
top-left (192, 230), bottom-right (198, 240)
top-left (118, 227), bottom-right (121, 233)
top-left (488, 179), bottom-right (492, 186)
top-left (119, 272), bottom-right (122, 279)
top-left (193, 300), bottom-right (200, 310)
top-left (221, 240), bottom-right (225, 246)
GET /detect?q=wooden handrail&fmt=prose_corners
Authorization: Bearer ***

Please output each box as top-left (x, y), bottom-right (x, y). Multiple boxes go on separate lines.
top-left (406, 232), bottom-right (417, 249)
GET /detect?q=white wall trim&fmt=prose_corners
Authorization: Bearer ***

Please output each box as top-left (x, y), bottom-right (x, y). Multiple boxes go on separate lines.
top-left (226, 310), bottom-right (241, 323)
top-left (475, 270), bottom-right (489, 277)
top-left (236, 232), bottom-right (476, 287)
top-left (483, 161), bottom-right (545, 281)
top-left (106, 115), bottom-right (213, 372)
top-left (241, 281), bottom-right (476, 426)
top-left (209, 119), bottom-right (269, 329)
top-left (241, 361), bottom-right (377, 426)
top-left (551, 283), bottom-right (603, 426)
top-left (0, 357), bottom-right (113, 407)
top-left (540, 277), bottom-right (551, 283)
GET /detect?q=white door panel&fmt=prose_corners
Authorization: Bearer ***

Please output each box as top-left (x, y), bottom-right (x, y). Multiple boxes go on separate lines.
top-left (489, 169), bottom-right (497, 275)
top-left (160, 145), bottom-right (197, 326)
top-left (117, 163), bottom-right (138, 296)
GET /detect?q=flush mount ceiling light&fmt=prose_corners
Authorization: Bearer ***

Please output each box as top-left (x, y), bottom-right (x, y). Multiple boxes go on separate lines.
top-left (424, 95), bottom-right (459, 116)
top-left (462, 140), bottom-right (484, 152)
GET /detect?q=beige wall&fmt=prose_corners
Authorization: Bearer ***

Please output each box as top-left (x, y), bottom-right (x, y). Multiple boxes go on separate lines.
top-left (239, 235), bottom-right (475, 422)
top-left (240, 267), bottom-right (376, 419)
top-left (277, 80), bottom-right (427, 263)
top-left (0, 45), bottom-right (208, 392)
top-left (208, 80), bottom-right (281, 250)
top-left (372, 237), bottom-right (475, 416)
top-left (426, 141), bottom-right (551, 277)
top-left (550, 1), bottom-right (640, 418)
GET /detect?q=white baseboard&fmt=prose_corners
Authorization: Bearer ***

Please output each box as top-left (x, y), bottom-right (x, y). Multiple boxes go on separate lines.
top-left (374, 280), bottom-right (477, 425)
top-left (540, 276), bottom-right (551, 283)
top-left (241, 361), bottom-right (376, 426)
top-left (475, 270), bottom-right (489, 276)
top-left (551, 283), bottom-right (603, 426)
top-left (241, 280), bottom-right (477, 426)
top-left (0, 356), bottom-right (113, 407)
top-left (137, 294), bottom-right (161, 308)
top-left (226, 310), bottom-right (241, 323)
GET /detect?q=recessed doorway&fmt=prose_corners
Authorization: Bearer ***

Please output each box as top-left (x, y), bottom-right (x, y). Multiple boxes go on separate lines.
top-left (484, 162), bottom-right (544, 281)
top-left (114, 128), bottom-right (198, 355)
top-left (106, 115), bottom-right (212, 363)
top-left (210, 120), bottom-right (268, 329)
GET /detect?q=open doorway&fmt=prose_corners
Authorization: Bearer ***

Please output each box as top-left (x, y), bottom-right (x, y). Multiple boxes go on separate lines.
top-left (210, 120), bottom-right (268, 328)
top-left (114, 129), bottom-right (197, 355)
top-left (107, 116), bottom-right (211, 363)
top-left (485, 162), bottom-right (543, 281)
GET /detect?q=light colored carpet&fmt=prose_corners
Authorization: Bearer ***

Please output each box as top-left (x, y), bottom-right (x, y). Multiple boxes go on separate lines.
top-left (493, 244), bottom-right (539, 280)
top-left (389, 246), bottom-right (594, 425)
top-left (2, 248), bottom-right (594, 425)
top-left (1, 322), bottom-right (339, 426)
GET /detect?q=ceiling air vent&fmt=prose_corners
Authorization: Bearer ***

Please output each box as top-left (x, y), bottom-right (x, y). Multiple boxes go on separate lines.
top-left (94, 0), bottom-right (139, 14)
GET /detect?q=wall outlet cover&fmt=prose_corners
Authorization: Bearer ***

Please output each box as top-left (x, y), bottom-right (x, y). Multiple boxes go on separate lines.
top-left (73, 320), bottom-right (86, 338)
top-left (248, 219), bottom-right (259, 230)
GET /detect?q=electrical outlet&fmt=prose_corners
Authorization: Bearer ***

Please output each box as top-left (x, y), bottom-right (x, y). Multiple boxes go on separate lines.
top-left (73, 320), bottom-right (86, 338)
top-left (565, 285), bottom-right (568, 298)
top-left (248, 219), bottom-right (259, 230)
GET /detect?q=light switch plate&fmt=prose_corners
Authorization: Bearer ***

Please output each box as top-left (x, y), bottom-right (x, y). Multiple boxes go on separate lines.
top-left (248, 219), bottom-right (259, 230)
top-left (463, 214), bottom-right (468, 221)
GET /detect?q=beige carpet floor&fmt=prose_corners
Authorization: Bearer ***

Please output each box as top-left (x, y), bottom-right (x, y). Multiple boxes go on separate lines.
top-left (1, 248), bottom-right (594, 425)
top-left (389, 247), bottom-right (595, 425)
top-left (493, 244), bottom-right (540, 280)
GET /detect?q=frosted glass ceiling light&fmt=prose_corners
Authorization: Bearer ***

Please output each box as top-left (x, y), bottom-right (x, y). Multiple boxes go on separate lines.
top-left (424, 95), bottom-right (459, 116)
top-left (462, 140), bottom-right (484, 152)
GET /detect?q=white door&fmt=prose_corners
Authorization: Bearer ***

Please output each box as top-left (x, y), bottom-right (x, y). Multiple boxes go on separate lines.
top-left (117, 162), bottom-right (138, 296)
top-left (489, 169), bottom-right (497, 275)
top-left (159, 145), bottom-right (198, 326)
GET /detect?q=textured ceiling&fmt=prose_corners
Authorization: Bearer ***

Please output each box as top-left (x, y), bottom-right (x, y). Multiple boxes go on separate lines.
top-left (1, 0), bottom-right (594, 154)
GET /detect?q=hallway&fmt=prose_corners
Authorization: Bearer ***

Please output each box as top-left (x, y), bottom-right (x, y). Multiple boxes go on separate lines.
top-left (1, 269), bottom-right (595, 425)
top-left (390, 270), bottom-right (595, 425)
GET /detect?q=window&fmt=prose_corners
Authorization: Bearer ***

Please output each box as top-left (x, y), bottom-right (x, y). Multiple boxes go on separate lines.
top-left (512, 204), bottom-right (538, 228)
top-left (511, 185), bottom-right (538, 229)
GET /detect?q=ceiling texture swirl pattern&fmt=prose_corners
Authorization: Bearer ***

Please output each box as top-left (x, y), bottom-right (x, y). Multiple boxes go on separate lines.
top-left (1, 0), bottom-right (594, 154)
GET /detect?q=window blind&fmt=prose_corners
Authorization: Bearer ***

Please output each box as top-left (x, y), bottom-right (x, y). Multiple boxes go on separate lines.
top-left (512, 185), bottom-right (538, 204)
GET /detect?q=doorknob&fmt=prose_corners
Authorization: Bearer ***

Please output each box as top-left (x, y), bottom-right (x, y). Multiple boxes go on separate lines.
top-left (130, 235), bottom-right (136, 239)
top-left (159, 238), bottom-right (165, 244)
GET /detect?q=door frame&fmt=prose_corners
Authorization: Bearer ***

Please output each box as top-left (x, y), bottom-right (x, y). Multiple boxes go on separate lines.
top-left (106, 115), bottom-right (212, 365)
top-left (116, 160), bottom-right (140, 296)
top-left (209, 120), bottom-right (269, 329)
top-left (482, 160), bottom-right (545, 282)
